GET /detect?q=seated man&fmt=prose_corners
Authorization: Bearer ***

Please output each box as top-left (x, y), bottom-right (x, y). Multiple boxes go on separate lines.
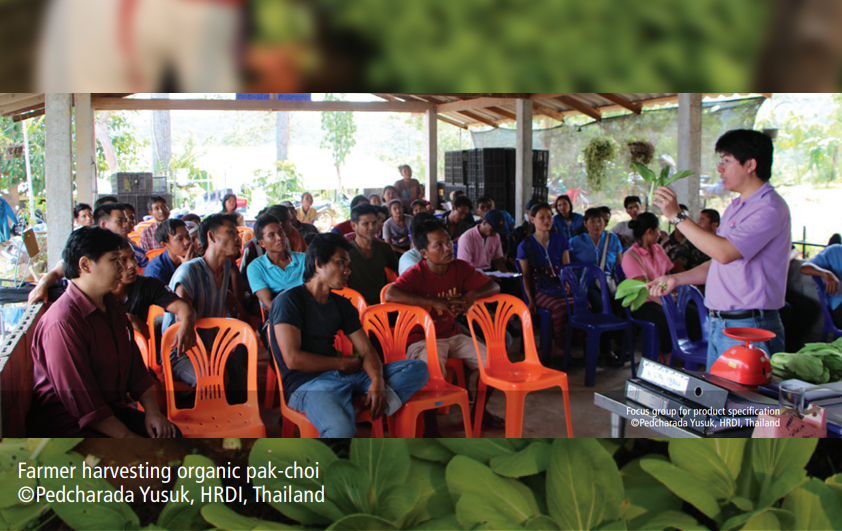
top-left (27, 227), bottom-right (179, 438)
top-left (272, 233), bottom-right (428, 437)
top-left (399, 213), bottom-right (437, 275)
top-left (274, 204), bottom-right (308, 253)
top-left (143, 219), bottom-right (196, 285)
top-left (457, 210), bottom-right (509, 273)
top-left (442, 195), bottom-right (476, 243)
top-left (611, 196), bottom-right (641, 248)
top-left (332, 195), bottom-right (370, 236)
top-left (163, 214), bottom-right (248, 401)
top-left (94, 203), bottom-right (148, 268)
top-left (112, 239), bottom-right (197, 355)
top-left (139, 196), bottom-right (171, 251)
top-left (801, 243), bottom-right (842, 326)
top-left (385, 219), bottom-right (501, 429)
top-left (247, 214), bottom-right (306, 311)
top-left (671, 208), bottom-right (719, 273)
top-left (347, 204), bottom-right (399, 306)
top-left (286, 202), bottom-right (319, 244)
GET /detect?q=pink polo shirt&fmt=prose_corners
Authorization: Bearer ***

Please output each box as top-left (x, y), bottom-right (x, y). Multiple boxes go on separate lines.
top-left (622, 242), bottom-right (673, 303)
top-left (705, 182), bottom-right (791, 311)
top-left (456, 225), bottom-right (504, 270)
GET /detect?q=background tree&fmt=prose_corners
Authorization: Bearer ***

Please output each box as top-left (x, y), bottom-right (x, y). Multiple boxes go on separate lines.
top-left (0, 116), bottom-right (45, 211)
top-left (320, 93), bottom-right (357, 200)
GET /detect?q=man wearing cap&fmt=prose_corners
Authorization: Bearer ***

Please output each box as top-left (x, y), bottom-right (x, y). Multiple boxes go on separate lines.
top-left (457, 210), bottom-right (509, 273)
top-left (142, 219), bottom-right (196, 285)
top-left (648, 129), bottom-right (791, 368)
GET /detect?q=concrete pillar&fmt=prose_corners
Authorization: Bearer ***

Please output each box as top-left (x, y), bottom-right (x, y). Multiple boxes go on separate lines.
top-left (152, 93), bottom-right (171, 176)
top-left (46, 94), bottom-right (73, 268)
top-left (515, 99), bottom-right (533, 222)
top-left (74, 94), bottom-right (96, 205)
top-left (425, 109), bottom-right (437, 204)
top-left (677, 93), bottom-right (702, 218)
top-left (276, 112), bottom-right (290, 162)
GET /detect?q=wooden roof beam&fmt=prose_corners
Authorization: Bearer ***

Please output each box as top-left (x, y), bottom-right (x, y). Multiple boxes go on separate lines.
top-left (437, 115), bottom-right (469, 130)
top-left (486, 106), bottom-right (517, 121)
top-left (0, 94), bottom-right (44, 115)
top-left (91, 97), bottom-right (435, 113)
top-left (596, 93), bottom-right (642, 114)
top-left (532, 103), bottom-right (566, 123)
top-left (437, 97), bottom-right (520, 113)
top-left (451, 110), bottom-right (499, 128)
top-left (554, 95), bottom-right (602, 121)
top-left (372, 93), bottom-right (399, 101)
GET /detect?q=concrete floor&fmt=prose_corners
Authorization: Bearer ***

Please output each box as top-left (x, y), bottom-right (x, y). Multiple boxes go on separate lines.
top-left (256, 323), bottom-right (660, 439)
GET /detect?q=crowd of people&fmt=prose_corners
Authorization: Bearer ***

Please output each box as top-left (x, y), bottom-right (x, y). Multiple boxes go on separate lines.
top-left (25, 130), bottom-right (805, 438)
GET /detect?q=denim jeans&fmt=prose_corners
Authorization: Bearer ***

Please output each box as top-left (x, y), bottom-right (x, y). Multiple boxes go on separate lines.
top-left (287, 359), bottom-right (429, 438)
top-left (706, 310), bottom-right (786, 369)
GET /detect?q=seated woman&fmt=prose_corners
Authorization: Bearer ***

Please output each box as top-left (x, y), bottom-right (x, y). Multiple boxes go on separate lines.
top-left (383, 199), bottom-right (413, 254)
top-left (569, 207), bottom-right (625, 366)
top-left (552, 195), bottom-right (584, 240)
top-left (517, 202), bottom-right (573, 353)
top-left (620, 212), bottom-right (673, 360)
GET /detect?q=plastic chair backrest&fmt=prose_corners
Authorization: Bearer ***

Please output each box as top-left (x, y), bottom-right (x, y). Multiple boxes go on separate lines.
top-left (661, 285), bottom-right (708, 344)
top-left (466, 295), bottom-right (539, 374)
top-left (134, 329), bottom-right (150, 368)
top-left (812, 276), bottom-right (842, 339)
top-left (147, 248), bottom-right (165, 260)
top-left (560, 262), bottom-right (612, 316)
top-left (331, 287), bottom-right (368, 355)
top-left (361, 303), bottom-right (444, 380)
top-left (128, 232), bottom-right (141, 245)
top-left (380, 283), bottom-right (393, 304)
top-left (237, 227), bottom-right (254, 249)
top-left (614, 261), bottom-right (627, 283)
top-left (160, 318), bottom-right (259, 412)
top-left (384, 267), bottom-right (398, 283)
top-left (147, 305), bottom-right (165, 368)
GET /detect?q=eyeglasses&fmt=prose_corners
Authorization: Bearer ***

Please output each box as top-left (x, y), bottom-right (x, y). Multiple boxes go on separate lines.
top-left (716, 158), bottom-right (736, 168)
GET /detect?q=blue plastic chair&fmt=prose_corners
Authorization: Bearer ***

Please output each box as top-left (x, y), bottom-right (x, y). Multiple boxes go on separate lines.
top-left (514, 261), bottom-right (553, 366)
top-left (812, 276), bottom-right (842, 341)
top-left (560, 263), bottom-right (634, 387)
top-left (660, 286), bottom-right (709, 370)
top-left (614, 263), bottom-right (659, 364)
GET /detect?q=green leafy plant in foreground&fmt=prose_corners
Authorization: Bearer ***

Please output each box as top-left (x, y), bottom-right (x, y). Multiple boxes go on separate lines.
top-left (3, 438), bottom-right (841, 531)
top-left (615, 279), bottom-right (664, 312)
top-left (631, 161), bottom-right (694, 208)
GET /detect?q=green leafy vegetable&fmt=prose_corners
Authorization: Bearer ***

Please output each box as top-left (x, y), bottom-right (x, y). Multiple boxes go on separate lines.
top-left (631, 161), bottom-right (694, 207)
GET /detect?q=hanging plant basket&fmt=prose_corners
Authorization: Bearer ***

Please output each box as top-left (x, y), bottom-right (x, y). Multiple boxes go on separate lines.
top-left (628, 141), bottom-right (655, 166)
top-left (583, 137), bottom-right (617, 191)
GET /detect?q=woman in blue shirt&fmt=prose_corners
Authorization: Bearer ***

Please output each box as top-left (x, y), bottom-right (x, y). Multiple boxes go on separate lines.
top-left (552, 195), bottom-right (585, 240)
top-left (517, 202), bottom-right (573, 354)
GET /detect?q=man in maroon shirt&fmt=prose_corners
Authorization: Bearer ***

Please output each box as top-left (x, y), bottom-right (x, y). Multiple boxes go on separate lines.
top-left (27, 227), bottom-right (179, 438)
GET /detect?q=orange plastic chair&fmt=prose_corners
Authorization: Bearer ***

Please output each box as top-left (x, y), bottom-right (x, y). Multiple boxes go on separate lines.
top-left (361, 303), bottom-right (472, 438)
top-left (237, 227), bottom-right (254, 249)
top-left (146, 248), bottom-right (165, 260)
top-left (128, 232), bottom-right (141, 245)
top-left (146, 305), bottom-right (165, 372)
top-left (268, 326), bottom-right (384, 438)
top-left (134, 329), bottom-right (151, 368)
top-left (159, 318), bottom-right (266, 438)
top-left (466, 294), bottom-right (574, 438)
top-left (379, 283), bottom-right (393, 304)
top-left (135, 220), bottom-right (155, 234)
top-left (384, 267), bottom-right (398, 283)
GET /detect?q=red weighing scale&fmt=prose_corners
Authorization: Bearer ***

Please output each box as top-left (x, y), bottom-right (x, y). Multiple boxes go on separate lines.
top-left (710, 328), bottom-right (776, 386)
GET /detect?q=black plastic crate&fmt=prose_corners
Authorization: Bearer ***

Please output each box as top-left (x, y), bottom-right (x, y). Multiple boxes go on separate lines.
top-left (533, 150), bottom-right (549, 187)
top-left (152, 176), bottom-right (169, 193)
top-left (532, 186), bottom-right (549, 203)
top-left (117, 193), bottom-right (173, 218)
top-left (445, 150), bottom-right (468, 185)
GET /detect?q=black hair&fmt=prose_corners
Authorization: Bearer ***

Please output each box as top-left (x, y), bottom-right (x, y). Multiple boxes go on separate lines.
top-left (122, 203), bottom-right (136, 214)
top-left (93, 203), bottom-right (125, 225)
top-left (701, 208), bottom-right (721, 225)
top-left (221, 193), bottom-right (237, 212)
top-left (585, 207), bottom-right (605, 221)
top-left (555, 195), bottom-right (573, 212)
top-left (388, 199), bottom-right (403, 211)
top-left (382, 185), bottom-right (398, 196)
top-left (199, 213), bottom-right (238, 250)
top-left (410, 199), bottom-right (426, 212)
top-left (623, 196), bottom-right (641, 209)
top-left (266, 205), bottom-right (290, 223)
top-left (453, 195), bottom-right (473, 211)
top-left (599, 206), bottom-right (611, 215)
top-left (303, 233), bottom-right (352, 283)
top-left (376, 205), bottom-right (390, 218)
top-left (155, 218), bottom-right (187, 245)
top-left (410, 212), bottom-right (437, 234)
top-left (399, 164), bottom-right (412, 174)
top-left (629, 212), bottom-right (660, 241)
top-left (715, 129), bottom-right (774, 181)
top-left (118, 236), bottom-right (133, 251)
top-left (94, 196), bottom-right (119, 209)
top-left (302, 192), bottom-right (314, 201)
top-left (351, 203), bottom-right (379, 224)
top-left (73, 203), bottom-right (92, 219)
top-left (254, 214), bottom-right (281, 241)
top-left (412, 219), bottom-right (448, 251)
top-left (62, 227), bottom-right (124, 280)
top-left (181, 213), bottom-right (201, 224)
top-left (678, 204), bottom-right (689, 211)
top-left (368, 193), bottom-right (382, 201)
top-left (147, 195), bottom-right (168, 212)
top-left (527, 202), bottom-right (553, 235)
top-left (350, 195), bottom-right (370, 209)
top-left (476, 196), bottom-right (493, 207)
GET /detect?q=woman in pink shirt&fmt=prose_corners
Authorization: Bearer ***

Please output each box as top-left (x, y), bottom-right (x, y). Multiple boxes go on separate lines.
top-left (621, 212), bottom-right (674, 359)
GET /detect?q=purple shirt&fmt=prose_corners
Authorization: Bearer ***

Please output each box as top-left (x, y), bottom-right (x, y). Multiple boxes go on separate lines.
top-left (457, 225), bottom-right (504, 270)
top-left (27, 282), bottom-right (156, 436)
top-left (705, 182), bottom-right (791, 311)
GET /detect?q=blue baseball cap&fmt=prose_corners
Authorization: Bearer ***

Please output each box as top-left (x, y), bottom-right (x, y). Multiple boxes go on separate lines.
top-left (483, 209), bottom-right (509, 237)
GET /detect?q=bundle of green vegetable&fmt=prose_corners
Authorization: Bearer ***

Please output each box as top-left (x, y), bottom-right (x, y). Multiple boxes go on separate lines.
top-left (631, 161), bottom-right (694, 206)
top-left (615, 279), bottom-right (664, 311)
top-left (770, 337), bottom-right (842, 384)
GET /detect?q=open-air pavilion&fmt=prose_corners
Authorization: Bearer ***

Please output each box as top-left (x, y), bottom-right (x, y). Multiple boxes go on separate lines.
top-left (0, 92), bottom-right (801, 439)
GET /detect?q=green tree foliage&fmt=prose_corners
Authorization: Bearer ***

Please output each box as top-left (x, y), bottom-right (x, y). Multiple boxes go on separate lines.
top-left (95, 112), bottom-right (149, 176)
top-left (320, 94), bottom-right (357, 196)
top-left (0, 116), bottom-right (45, 196)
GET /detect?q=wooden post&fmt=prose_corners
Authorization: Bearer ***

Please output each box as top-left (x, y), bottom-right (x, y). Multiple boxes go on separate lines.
top-left (46, 94), bottom-right (73, 268)
top-left (425, 108), bottom-right (437, 204)
top-left (515, 99), bottom-right (533, 222)
top-left (74, 93), bottom-right (96, 205)
top-left (677, 93), bottom-right (702, 219)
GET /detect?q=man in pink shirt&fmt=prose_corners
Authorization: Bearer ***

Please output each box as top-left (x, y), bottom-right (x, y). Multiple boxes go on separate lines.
top-left (649, 129), bottom-right (790, 368)
top-left (457, 210), bottom-right (508, 273)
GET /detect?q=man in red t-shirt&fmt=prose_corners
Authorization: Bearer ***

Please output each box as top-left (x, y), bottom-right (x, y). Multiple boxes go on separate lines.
top-left (386, 219), bottom-right (501, 431)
